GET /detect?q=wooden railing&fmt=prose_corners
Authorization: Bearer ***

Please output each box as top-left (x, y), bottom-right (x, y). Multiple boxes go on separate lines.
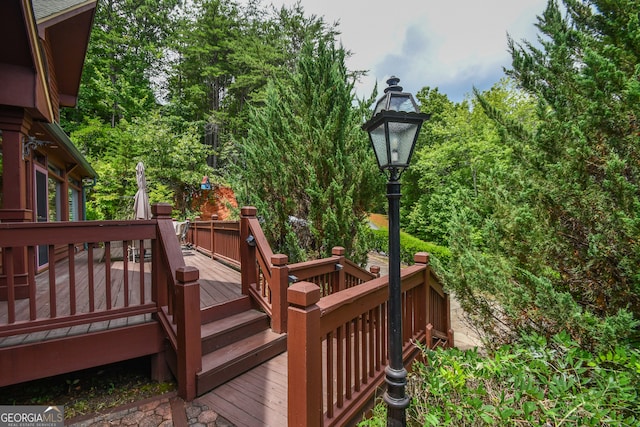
top-left (152, 204), bottom-right (202, 401)
top-left (239, 207), bottom-right (286, 331)
top-left (188, 216), bottom-right (241, 268)
top-left (288, 247), bottom-right (380, 297)
top-left (0, 220), bottom-right (158, 337)
top-left (0, 203), bottom-right (202, 400)
top-left (287, 252), bottom-right (452, 427)
top-left (238, 207), bottom-right (380, 334)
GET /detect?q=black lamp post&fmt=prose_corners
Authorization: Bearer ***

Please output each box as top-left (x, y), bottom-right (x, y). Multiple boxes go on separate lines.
top-left (362, 76), bottom-right (429, 426)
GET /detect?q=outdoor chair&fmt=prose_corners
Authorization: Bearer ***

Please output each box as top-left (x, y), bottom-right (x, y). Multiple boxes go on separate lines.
top-left (173, 220), bottom-right (191, 248)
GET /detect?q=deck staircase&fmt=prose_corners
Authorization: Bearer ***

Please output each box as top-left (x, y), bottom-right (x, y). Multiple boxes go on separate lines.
top-left (194, 296), bottom-right (287, 396)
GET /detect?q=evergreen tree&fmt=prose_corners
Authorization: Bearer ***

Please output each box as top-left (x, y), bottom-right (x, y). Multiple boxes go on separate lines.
top-left (447, 0), bottom-right (640, 350)
top-left (232, 38), bottom-right (382, 263)
top-left (166, 0), bottom-right (339, 173)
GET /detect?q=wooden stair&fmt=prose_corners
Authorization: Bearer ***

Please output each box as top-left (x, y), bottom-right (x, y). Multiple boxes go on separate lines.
top-left (196, 303), bottom-right (287, 396)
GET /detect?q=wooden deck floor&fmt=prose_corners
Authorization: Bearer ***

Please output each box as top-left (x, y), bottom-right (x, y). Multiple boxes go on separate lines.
top-left (196, 351), bottom-right (289, 427)
top-left (183, 250), bottom-right (242, 307)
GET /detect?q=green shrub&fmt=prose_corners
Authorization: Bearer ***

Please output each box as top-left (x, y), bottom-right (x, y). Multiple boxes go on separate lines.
top-left (370, 228), bottom-right (451, 266)
top-left (360, 332), bottom-right (640, 426)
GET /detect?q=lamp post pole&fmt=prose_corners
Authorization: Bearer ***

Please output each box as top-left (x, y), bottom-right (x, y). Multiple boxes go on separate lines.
top-left (361, 76), bottom-right (429, 427)
top-left (384, 170), bottom-right (409, 426)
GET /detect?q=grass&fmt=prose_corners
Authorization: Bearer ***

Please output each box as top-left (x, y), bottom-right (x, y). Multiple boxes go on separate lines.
top-left (0, 357), bottom-right (176, 419)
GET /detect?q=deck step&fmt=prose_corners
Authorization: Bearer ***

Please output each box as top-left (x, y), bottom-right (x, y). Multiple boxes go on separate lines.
top-left (201, 309), bottom-right (270, 355)
top-left (196, 329), bottom-right (287, 396)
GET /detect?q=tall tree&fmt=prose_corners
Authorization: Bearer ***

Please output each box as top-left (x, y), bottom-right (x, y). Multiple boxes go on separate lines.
top-left (166, 0), bottom-right (339, 173)
top-left (231, 38), bottom-right (382, 263)
top-left (402, 81), bottom-right (536, 246)
top-left (71, 114), bottom-right (211, 220)
top-left (446, 0), bottom-right (640, 351)
top-left (62, 0), bottom-right (179, 129)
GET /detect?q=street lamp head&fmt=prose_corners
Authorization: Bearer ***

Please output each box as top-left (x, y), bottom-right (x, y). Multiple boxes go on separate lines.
top-left (362, 76), bottom-right (430, 178)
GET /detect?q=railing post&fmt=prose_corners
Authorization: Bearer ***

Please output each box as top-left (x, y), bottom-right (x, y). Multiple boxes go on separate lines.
top-left (240, 206), bottom-right (258, 296)
top-left (0, 209), bottom-right (33, 300)
top-left (175, 266), bottom-right (202, 401)
top-left (152, 203), bottom-right (173, 307)
top-left (270, 254), bottom-right (289, 333)
top-left (414, 252), bottom-right (430, 342)
top-left (287, 282), bottom-right (322, 427)
top-left (332, 246), bottom-right (346, 292)
top-left (370, 265), bottom-right (381, 278)
top-left (210, 214), bottom-right (218, 259)
top-left (193, 216), bottom-right (200, 249)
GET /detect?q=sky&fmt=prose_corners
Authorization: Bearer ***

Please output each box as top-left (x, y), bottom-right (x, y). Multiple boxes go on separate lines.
top-left (264, 0), bottom-right (549, 103)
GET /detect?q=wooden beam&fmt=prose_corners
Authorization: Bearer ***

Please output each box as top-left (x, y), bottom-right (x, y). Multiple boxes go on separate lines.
top-left (0, 323), bottom-right (164, 387)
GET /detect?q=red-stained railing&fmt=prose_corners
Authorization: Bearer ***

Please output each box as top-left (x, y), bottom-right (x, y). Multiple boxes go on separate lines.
top-left (288, 247), bottom-right (380, 297)
top-left (287, 253), bottom-right (452, 427)
top-left (188, 217), bottom-right (241, 268)
top-left (0, 204), bottom-right (201, 400)
top-left (237, 207), bottom-right (380, 334)
top-left (0, 221), bottom-right (158, 337)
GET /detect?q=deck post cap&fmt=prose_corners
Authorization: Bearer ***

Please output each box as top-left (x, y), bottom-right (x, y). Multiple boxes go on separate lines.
top-left (176, 265), bottom-right (199, 283)
top-left (240, 206), bottom-right (257, 217)
top-left (271, 254), bottom-right (288, 266)
top-left (287, 282), bottom-right (320, 307)
top-left (414, 252), bottom-right (430, 264)
top-left (152, 203), bottom-right (173, 218)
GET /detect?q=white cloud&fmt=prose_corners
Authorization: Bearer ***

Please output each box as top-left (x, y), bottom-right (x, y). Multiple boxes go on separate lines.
top-left (258, 0), bottom-right (548, 101)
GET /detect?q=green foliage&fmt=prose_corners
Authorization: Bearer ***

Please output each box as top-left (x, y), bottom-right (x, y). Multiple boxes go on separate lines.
top-left (166, 0), bottom-right (340, 172)
top-left (231, 37), bottom-right (382, 263)
top-left (72, 114), bottom-right (212, 220)
top-left (438, 0), bottom-right (640, 352)
top-left (401, 80), bottom-right (536, 246)
top-left (62, 0), bottom-right (179, 129)
top-left (361, 333), bottom-right (640, 426)
top-left (370, 228), bottom-right (450, 266)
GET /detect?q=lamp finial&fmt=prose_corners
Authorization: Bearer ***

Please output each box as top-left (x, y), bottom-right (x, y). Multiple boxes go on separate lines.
top-left (384, 76), bottom-right (402, 93)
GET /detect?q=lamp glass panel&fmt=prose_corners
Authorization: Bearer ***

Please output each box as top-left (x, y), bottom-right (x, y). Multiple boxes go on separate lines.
top-left (388, 121), bottom-right (419, 165)
top-left (373, 97), bottom-right (388, 115)
top-left (388, 94), bottom-right (415, 113)
top-left (369, 123), bottom-right (389, 167)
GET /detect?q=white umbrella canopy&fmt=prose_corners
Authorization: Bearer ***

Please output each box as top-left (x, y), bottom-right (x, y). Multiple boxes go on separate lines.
top-left (133, 161), bottom-right (151, 220)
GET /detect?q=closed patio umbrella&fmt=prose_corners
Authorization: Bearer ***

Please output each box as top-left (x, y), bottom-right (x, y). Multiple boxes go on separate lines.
top-left (133, 161), bottom-right (151, 220)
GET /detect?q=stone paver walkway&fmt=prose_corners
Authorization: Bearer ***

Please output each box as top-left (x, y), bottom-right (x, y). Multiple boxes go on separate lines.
top-left (67, 393), bottom-right (235, 427)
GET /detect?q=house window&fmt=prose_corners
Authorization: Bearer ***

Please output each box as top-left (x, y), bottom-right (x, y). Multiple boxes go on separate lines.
top-left (68, 187), bottom-right (80, 221)
top-left (48, 176), bottom-right (61, 221)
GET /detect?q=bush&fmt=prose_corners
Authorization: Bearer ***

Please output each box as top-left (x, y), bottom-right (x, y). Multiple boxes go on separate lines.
top-left (360, 332), bottom-right (640, 426)
top-left (370, 228), bottom-right (450, 266)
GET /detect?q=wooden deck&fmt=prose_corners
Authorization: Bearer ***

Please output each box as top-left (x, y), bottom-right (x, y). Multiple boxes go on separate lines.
top-left (0, 248), bottom-right (242, 348)
top-left (184, 249), bottom-right (243, 307)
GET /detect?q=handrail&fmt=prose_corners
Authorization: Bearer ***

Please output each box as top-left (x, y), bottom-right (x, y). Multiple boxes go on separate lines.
top-left (0, 203), bottom-right (202, 400)
top-left (188, 218), bottom-right (241, 268)
top-left (0, 220), bottom-right (157, 337)
top-left (287, 252), bottom-right (452, 426)
top-left (288, 247), bottom-right (378, 296)
top-left (152, 204), bottom-right (201, 401)
top-left (240, 207), bottom-right (284, 330)
top-left (237, 207), bottom-right (383, 334)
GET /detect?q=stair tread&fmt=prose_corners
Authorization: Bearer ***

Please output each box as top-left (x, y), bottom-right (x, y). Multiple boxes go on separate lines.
top-left (200, 309), bottom-right (268, 339)
top-left (199, 329), bottom-right (286, 373)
